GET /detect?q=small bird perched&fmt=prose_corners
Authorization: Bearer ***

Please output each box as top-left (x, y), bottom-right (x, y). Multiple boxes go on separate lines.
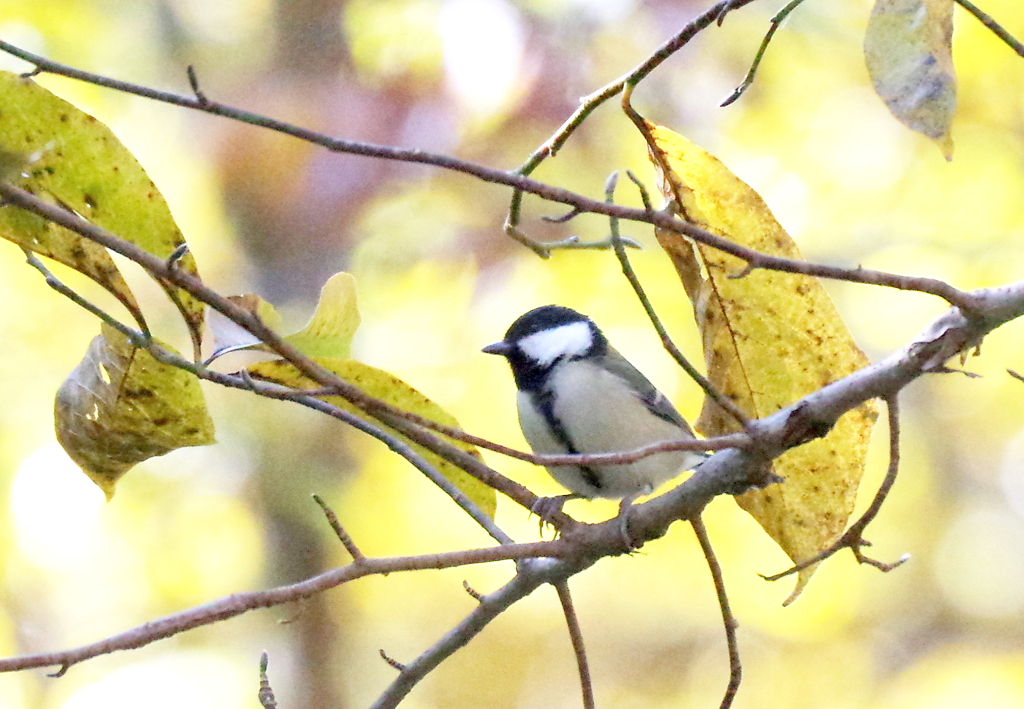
top-left (483, 305), bottom-right (706, 518)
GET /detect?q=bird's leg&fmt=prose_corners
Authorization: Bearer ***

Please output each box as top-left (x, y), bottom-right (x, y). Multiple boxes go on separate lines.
top-left (616, 486), bottom-right (652, 550)
top-left (531, 494), bottom-right (582, 534)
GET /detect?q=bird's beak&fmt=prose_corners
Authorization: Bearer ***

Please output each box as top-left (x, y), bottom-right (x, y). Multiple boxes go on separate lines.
top-left (482, 341), bottom-right (512, 357)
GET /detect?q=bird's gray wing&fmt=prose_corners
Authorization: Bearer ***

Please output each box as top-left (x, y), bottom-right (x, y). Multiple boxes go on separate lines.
top-left (598, 346), bottom-right (695, 435)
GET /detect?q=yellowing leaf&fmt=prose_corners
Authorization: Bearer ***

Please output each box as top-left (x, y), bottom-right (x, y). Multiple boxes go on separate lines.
top-left (0, 71), bottom-right (206, 354)
top-left (644, 121), bottom-right (878, 603)
top-left (282, 272), bottom-right (360, 358)
top-left (249, 358), bottom-right (497, 519)
top-left (205, 273), bottom-right (360, 363)
top-left (864, 0), bottom-right (956, 160)
top-left (55, 325), bottom-right (216, 499)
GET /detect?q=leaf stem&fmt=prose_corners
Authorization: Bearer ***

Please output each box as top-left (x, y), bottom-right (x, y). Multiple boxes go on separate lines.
top-left (721, 0), bottom-right (811, 106)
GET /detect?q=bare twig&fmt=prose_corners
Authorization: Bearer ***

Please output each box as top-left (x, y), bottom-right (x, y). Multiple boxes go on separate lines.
top-left (0, 47), bottom-right (981, 308)
top-left (761, 395), bottom-right (909, 581)
top-left (312, 495), bottom-right (364, 560)
top-left (954, 0), bottom-right (1024, 57)
top-left (608, 171), bottom-right (751, 427)
top-left (0, 540), bottom-right (577, 675)
top-left (21, 249), bottom-right (144, 341)
top-left (462, 580), bottom-right (483, 602)
top-left (721, 0), bottom-right (810, 106)
top-left (554, 581), bottom-right (594, 709)
top-left (612, 92), bottom-right (979, 312)
top-left (691, 515), bottom-right (741, 709)
top-left (379, 650), bottom-right (405, 672)
top-left (370, 557), bottom-right (579, 709)
top-left (258, 653), bottom-right (278, 709)
top-left (504, 0), bottom-right (763, 245)
top-left (185, 65), bottom-right (208, 105)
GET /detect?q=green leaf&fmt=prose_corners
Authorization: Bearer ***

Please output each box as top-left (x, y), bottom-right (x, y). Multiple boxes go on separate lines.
top-left (0, 71), bottom-right (206, 354)
top-left (55, 324), bottom-right (216, 499)
top-left (249, 358), bottom-right (497, 519)
top-left (864, 0), bottom-right (957, 160)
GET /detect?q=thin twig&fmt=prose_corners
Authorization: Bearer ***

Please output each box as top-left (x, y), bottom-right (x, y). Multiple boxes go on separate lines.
top-left (15, 209), bottom-right (747, 531)
top-left (0, 182), bottom-right (542, 537)
top-left (379, 650), bottom-right (405, 672)
top-left (608, 171), bottom-right (750, 427)
top-left (721, 0), bottom-right (810, 106)
top-left (761, 395), bottom-right (909, 581)
top-left (369, 557), bottom-right (575, 709)
top-left (21, 227), bottom-right (515, 541)
top-left (258, 653), bottom-right (278, 709)
top-left (0, 540), bottom-right (577, 675)
top-left (21, 249), bottom-right (143, 341)
top-left (186, 65), bottom-right (208, 105)
top-left (312, 495), bottom-right (364, 560)
top-left (554, 581), bottom-right (594, 709)
top-left (691, 515), bottom-right (741, 709)
top-left (954, 0), bottom-right (1024, 57)
top-left (0, 51), bottom-right (979, 309)
top-left (462, 580), bottom-right (483, 601)
top-left (504, 0), bottom-right (762, 244)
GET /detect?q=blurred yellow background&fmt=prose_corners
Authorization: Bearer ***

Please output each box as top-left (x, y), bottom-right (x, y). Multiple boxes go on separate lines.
top-left (1, 0), bottom-right (1024, 707)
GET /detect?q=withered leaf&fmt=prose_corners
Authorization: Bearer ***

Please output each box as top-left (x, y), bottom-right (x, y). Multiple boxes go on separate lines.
top-left (56, 325), bottom-right (215, 499)
top-left (864, 0), bottom-right (957, 160)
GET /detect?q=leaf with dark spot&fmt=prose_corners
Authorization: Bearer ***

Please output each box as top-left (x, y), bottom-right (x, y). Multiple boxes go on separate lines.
top-left (0, 71), bottom-right (206, 356)
top-left (643, 121), bottom-right (879, 603)
top-left (55, 325), bottom-right (215, 499)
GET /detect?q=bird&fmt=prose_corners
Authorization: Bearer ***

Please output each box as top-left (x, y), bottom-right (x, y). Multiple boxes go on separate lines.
top-left (483, 305), bottom-right (706, 523)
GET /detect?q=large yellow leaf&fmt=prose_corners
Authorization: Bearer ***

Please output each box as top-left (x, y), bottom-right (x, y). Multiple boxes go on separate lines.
top-left (0, 71), bottom-right (205, 354)
top-left (864, 0), bottom-right (956, 160)
top-left (55, 325), bottom-right (216, 499)
top-left (644, 121), bottom-right (878, 603)
top-left (248, 359), bottom-right (497, 519)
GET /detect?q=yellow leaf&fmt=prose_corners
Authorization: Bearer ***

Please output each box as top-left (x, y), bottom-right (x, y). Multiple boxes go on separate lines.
top-left (205, 273), bottom-right (360, 363)
top-left (864, 0), bottom-right (956, 160)
top-left (55, 325), bottom-right (216, 499)
top-left (282, 272), bottom-right (361, 358)
top-left (248, 359), bottom-right (497, 519)
top-left (644, 121), bottom-right (879, 603)
top-left (0, 71), bottom-right (205, 354)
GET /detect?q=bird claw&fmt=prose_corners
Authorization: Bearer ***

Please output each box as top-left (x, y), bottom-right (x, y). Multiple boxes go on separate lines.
top-left (616, 493), bottom-right (642, 550)
top-left (530, 494), bottom-right (580, 534)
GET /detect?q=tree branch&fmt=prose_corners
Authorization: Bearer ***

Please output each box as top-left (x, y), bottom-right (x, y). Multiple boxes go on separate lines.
top-left (0, 43), bottom-right (979, 310)
top-left (555, 581), bottom-right (595, 709)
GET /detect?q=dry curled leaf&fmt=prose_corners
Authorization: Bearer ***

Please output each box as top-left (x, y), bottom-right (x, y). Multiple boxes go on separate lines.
top-left (642, 120), bottom-right (878, 603)
top-left (55, 325), bottom-right (216, 499)
top-left (864, 0), bottom-right (957, 160)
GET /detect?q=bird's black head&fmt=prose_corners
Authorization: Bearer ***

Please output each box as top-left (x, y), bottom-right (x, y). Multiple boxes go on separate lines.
top-left (483, 305), bottom-right (607, 390)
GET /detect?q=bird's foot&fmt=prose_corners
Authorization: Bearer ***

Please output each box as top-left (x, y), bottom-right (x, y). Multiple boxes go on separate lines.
top-left (616, 493), bottom-right (643, 550)
top-left (531, 494), bottom-right (580, 534)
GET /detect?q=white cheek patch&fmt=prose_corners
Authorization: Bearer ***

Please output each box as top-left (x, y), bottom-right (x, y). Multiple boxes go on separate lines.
top-left (518, 321), bottom-right (593, 367)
